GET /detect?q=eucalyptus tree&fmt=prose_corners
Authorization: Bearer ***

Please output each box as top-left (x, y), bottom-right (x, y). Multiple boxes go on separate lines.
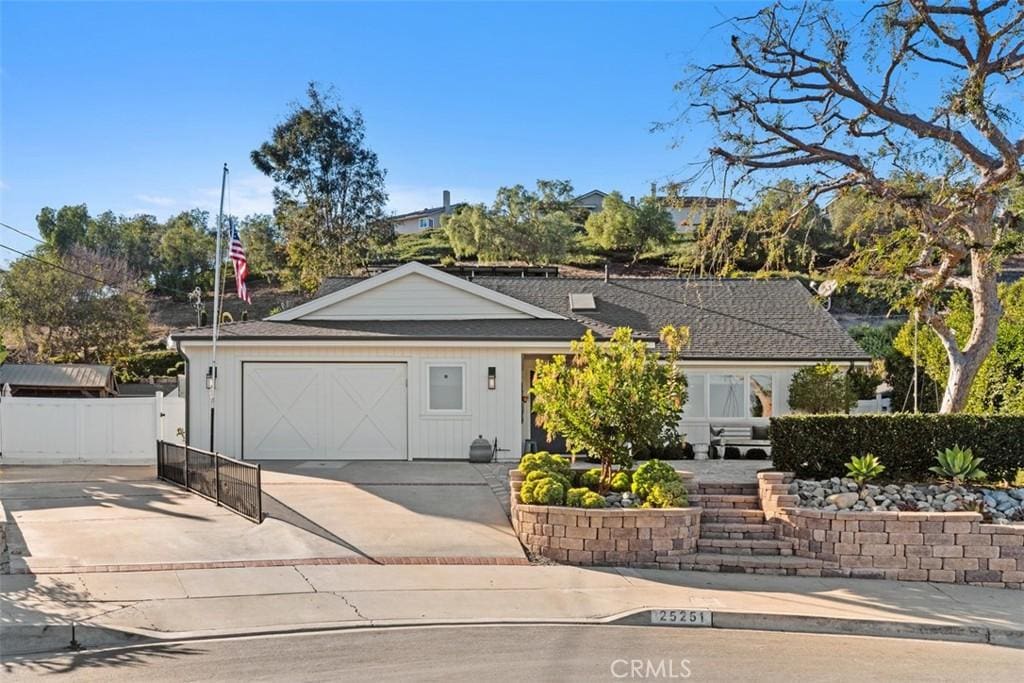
top-left (252, 83), bottom-right (389, 287)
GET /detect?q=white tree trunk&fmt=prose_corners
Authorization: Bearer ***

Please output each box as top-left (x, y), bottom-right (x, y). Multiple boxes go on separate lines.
top-left (934, 246), bottom-right (1002, 414)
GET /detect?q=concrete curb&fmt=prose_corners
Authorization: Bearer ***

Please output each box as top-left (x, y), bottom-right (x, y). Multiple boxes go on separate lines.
top-left (0, 623), bottom-right (153, 657)
top-left (609, 609), bottom-right (1024, 648)
top-left (6, 608), bottom-right (1019, 657)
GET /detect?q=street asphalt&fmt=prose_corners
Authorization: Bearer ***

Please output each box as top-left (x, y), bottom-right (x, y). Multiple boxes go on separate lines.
top-left (3, 624), bottom-right (1022, 682)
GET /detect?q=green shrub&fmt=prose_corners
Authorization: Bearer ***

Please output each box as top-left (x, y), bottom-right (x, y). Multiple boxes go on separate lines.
top-left (115, 350), bottom-right (184, 383)
top-left (520, 476), bottom-right (567, 505)
top-left (518, 451), bottom-right (572, 479)
top-left (631, 459), bottom-right (680, 499)
top-left (520, 478), bottom-right (540, 503)
top-left (566, 487), bottom-right (607, 508)
top-left (610, 470), bottom-right (632, 492)
top-left (788, 363), bottom-right (858, 414)
top-left (532, 478), bottom-right (566, 505)
top-left (770, 414), bottom-right (1024, 482)
top-left (566, 487), bottom-right (590, 507)
top-left (526, 469), bottom-right (572, 492)
top-left (929, 446), bottom-right (987, 485)
top-left (845, 454), bottom-right (885, 485)
top-left (579, 468), bottom-right (603, 489)
top-left (643, 480), bottom-right (687, 508)
top-left (633, 433), bottom-right (691, 461)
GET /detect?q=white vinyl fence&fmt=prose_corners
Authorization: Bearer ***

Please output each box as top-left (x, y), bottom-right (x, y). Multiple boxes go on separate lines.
top-left (0, 393), bottom-right (186, 465)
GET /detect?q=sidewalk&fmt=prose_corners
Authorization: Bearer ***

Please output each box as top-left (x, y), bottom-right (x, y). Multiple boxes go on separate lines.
top-left (3, 563), bottom-right (1022, 655)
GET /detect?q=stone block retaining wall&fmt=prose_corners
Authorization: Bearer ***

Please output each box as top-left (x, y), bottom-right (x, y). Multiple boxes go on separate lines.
top-left (510, 471), bottom-right (701, 568)
top-left (758, 472), bottom-right (1024, 589)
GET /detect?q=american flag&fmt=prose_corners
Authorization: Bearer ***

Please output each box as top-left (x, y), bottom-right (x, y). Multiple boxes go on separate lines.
top-left (229, 223), bottom-right (252, 304)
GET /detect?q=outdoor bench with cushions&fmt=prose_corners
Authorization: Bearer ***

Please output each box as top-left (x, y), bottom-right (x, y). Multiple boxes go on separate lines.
top-left (709, 425), bottom-right (771, 460)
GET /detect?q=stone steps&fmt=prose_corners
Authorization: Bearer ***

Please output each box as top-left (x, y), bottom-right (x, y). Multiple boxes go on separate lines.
top-left (699, 522), bottom-right (776, 535)
top-left (689, 494), bottom-right (760, 510)
top-left (696, 538), bottom-right (795, 556)
top-left (699, 508), bottom-right (767, 523)
top-left (696, 484), bottom-right (759, 496)
top-left (699, 521), bottom-right (778, 540)
top-left (678, 553), bottom-right (824, 575)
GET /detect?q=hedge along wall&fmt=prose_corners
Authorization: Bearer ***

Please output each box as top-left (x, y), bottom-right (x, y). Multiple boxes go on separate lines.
top-left (770, 414), bottom-right (1024, 482)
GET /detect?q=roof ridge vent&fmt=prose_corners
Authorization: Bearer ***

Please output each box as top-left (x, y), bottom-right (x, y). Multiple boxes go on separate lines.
top-left (569, 292), bottom-right (597, 312)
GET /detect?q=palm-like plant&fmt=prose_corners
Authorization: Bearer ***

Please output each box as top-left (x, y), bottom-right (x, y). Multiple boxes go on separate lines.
top-left (845, 454), bottom-right (885, 486)
top-left (929, 446), bottom-right (987, 486)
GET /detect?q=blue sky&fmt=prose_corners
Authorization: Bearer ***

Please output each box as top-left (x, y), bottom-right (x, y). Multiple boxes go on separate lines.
top-left (5, 1), bottom-right (999, 267)
top-left (1, 1), bottom-right (764, 262)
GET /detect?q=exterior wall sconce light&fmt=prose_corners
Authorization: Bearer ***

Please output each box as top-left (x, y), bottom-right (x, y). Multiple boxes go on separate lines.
top-left (487, 366), bottom-right (496, 390)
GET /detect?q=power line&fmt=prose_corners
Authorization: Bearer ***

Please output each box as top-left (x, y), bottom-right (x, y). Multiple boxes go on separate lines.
top-left (0, 241), bottom-right (156, 298)
top-left (0, 220), bottom-right (206, 300)
top-left (0, 221), bottom-right (45, 245)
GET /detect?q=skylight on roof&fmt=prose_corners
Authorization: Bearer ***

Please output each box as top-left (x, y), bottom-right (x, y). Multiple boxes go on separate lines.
top-left (569, 293), bottom-right (597, 311)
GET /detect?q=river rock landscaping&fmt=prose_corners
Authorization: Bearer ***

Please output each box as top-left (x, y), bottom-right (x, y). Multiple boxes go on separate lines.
top-left (790, 477), bottom-right (1024, 522)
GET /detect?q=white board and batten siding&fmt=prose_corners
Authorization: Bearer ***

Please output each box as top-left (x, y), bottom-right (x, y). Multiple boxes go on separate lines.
top-left (183, 343), bottom-right (529, 461)
top-left (304, 272), bottom-right (533, 321)
top-left (0, 394), bottom-right (186, 464)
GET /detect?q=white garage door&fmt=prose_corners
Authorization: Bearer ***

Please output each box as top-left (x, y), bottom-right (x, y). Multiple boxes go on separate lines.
top-left (243, 362), bottom-right (407, 460)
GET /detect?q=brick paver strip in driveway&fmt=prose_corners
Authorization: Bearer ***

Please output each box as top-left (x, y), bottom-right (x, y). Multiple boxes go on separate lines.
top-left (10, 555), bottom-right (531, 575)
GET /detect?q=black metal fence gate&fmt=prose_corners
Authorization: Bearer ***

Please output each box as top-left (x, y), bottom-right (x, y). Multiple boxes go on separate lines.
top-left (157, 441), bottom-right (263, 523)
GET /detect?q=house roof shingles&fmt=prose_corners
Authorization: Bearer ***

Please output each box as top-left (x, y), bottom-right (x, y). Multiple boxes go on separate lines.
top-left (175, 275), bottom-right (868, 361)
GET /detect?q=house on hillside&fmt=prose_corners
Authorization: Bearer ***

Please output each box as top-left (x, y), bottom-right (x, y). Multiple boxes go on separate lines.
top-left (390, 190), bottom-right (465, 235)
top-left (662, 196), bottom-right (738, 232)
top-left (572, 187), bottom-right (739, 233)
top-left (572, 189), bottom-right (610, 214)
top-left (171, 262), bottom-right (868, 462)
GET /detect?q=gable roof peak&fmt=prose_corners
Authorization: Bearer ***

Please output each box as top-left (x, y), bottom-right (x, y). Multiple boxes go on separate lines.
top-left (266, 261), bottom-right (565, 322)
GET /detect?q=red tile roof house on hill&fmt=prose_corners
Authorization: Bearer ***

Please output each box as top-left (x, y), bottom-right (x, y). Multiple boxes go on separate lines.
top-left (171, 262), bottom-right (868, 462)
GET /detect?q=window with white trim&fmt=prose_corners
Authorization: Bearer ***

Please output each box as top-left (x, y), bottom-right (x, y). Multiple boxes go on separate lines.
top-left (427, 364), bottom-right (464, 411)
top-left (682, 373), bottom-right (706, 418)
top-left (709, 373), bottom-right (746, 418)
top-left (419, 217), bottom-right (434, 229)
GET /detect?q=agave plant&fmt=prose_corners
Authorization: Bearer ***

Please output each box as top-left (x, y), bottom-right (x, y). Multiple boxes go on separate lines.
top-left (845, 454), bottom-right (885, 486)
top-left (929, 446), bottom-right (987, 486)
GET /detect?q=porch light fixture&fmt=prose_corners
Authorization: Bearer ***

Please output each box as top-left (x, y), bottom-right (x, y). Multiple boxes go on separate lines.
top-left (487, 366), bottom-right (496, 390)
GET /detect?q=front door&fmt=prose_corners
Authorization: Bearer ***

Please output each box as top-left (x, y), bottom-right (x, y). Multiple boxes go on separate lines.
top-left (527, 369), bottom-right (568, 454)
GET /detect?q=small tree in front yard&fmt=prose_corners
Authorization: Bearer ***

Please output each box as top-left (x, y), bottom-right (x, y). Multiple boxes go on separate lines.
top-left (788, 363), bottom-right (859, 414)
top-left (530, 326), bottom-right (689, 492)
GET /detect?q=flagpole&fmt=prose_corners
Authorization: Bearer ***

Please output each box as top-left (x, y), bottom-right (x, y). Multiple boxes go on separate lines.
top-left (209, 163), bottom-right (228, 452)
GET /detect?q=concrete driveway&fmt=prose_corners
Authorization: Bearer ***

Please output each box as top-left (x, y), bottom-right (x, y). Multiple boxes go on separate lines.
top-left (0, 462), bottom-right (523, 572)
top-left (259, 460), bottom-right (521, 560)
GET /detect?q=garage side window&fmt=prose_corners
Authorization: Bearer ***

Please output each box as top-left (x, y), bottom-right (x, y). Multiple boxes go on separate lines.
top-left (428, 365), bottom-right (464, 411)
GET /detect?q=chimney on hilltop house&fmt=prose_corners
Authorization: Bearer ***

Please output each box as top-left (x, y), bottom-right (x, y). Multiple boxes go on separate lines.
top-left (650, 182), bottom-right (657, 198)
top-left (443, 190), bottom-right (451, 214)
top-left (629, 195), bottom-right (636, 206)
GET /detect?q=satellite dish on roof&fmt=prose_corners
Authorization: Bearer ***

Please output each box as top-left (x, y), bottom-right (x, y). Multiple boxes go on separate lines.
top-left (810, 279), bottom-right (838, 310)
top-left (816, 279), bottom-right (838, 298)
